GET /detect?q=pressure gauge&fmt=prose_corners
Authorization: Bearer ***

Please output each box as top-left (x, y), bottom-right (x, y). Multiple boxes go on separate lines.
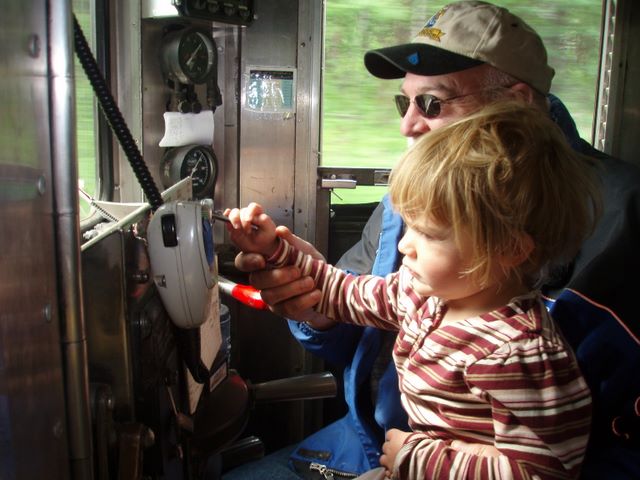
top-left (161, 27), bottom-right (217, 85)
top-left (162, 145), bottom-right (218, 199)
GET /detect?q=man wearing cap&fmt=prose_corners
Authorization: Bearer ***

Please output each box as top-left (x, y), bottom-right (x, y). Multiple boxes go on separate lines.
top-left (224, 1), bottom-right (640, 479)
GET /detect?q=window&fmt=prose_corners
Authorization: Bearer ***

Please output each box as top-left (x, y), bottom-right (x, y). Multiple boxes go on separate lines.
top-left (73, 0), bottom-right (99, 220)
top-left (322, 0), bottom-right (604, 204)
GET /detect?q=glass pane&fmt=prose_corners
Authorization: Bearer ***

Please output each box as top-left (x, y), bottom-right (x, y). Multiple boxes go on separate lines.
top-left (322, 0), bottom-right (603, 204)
top-left (73, 0), bottom-right (98, 219)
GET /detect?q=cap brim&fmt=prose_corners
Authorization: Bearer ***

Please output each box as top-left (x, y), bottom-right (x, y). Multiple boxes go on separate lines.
top-left (364, 43), bottom-right (485, 79)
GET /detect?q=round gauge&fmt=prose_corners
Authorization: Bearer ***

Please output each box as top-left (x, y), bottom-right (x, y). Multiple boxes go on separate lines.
top-left (161, 145), bottom-right (218, 199)
top-left (161, 27), bottom-right (217, 85)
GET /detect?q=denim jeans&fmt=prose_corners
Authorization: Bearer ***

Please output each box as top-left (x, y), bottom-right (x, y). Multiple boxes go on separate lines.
top-left (222, 444), bottom-right (302, 480)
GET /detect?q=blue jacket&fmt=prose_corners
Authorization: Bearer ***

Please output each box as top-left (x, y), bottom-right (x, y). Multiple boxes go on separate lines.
top-left (288, 96), bottom-right (640, 478)
top-left (544, 95), bottom-right (640, 479)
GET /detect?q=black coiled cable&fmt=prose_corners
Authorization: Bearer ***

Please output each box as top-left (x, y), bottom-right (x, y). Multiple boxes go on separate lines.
top-left (73, 14), bottom-right (164, 211)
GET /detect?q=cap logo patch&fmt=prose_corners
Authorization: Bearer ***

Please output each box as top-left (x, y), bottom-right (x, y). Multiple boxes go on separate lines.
top-left (416, 5), bottom-right (448, 42)
top-left (425, 6), bottom-right (449, 28)
top-left (407, 52), bottom-right (420, 65)
top-left (416, 27), bottom-right (445, 42)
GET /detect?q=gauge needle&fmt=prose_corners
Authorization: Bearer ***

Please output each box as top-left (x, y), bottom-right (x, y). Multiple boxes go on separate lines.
top-left (186, 43), bottom-right (203, 68)
top-left (190, 158), bottom-right (202, 177)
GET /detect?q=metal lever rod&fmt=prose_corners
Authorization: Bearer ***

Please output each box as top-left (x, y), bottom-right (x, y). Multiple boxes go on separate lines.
top-left (218, 276), bottom-right (268, 310)
top-left (251, 372), bottom-right (337, 403)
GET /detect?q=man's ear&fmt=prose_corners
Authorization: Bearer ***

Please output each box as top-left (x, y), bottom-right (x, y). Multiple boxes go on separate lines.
top-left (500, 233), bottom-right (535, 268)
top-left (506, 82), bottom-right (537, 105)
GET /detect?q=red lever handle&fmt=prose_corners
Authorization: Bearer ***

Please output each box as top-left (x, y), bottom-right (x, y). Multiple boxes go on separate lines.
top-left (218, 276), bottom-right (268, 310)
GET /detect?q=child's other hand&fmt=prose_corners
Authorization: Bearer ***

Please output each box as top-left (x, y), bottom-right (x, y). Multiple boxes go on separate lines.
top-left (450, 440), bottom-right (501, 457)
top-left (224, 202), bottom-right (278, 257)
top-left (380, 429), bottom-right (412, 476)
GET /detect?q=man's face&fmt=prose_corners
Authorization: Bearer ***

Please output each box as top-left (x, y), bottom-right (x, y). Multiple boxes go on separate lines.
top-left (399, 65), bottom-right (496, 140)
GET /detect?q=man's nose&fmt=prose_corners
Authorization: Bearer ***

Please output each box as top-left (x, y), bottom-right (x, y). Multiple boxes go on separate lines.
top-left (400, 105), bottom-right (431, 138)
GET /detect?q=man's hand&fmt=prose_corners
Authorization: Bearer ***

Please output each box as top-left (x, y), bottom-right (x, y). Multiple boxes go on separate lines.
top-left (380, 429), bottom-right (412, 477)
top-left (234, 225), bottom-right (339, 329)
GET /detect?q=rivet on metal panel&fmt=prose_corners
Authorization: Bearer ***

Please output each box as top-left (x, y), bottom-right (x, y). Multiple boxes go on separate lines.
top-left (43, 304), bottom-right (52, 323)
top-left (105, 393), bottom-right (115, 411)
top-left (143, 427), bottom-right (156, 448)
top-left (37, 175), bottom-right (46, 195)
top-left (27, 34), bottom-right (41, 58)
top-left (52, 419), bottom-right (65, 438)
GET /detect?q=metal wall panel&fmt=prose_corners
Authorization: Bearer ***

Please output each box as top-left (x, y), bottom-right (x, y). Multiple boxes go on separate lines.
top-left (82, 231), bottom-right (134, 420)
top-left (229, 0), bottom-right (325, 450)
top-left (239, 0), bottom-right (298, 228)
top-left (295, 0), bottom-right (322, 247)
top-left (0, 0), bottom-right (71, 478)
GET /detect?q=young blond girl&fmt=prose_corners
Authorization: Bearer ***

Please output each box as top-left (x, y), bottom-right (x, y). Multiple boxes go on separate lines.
top-left (225, 102), bottom-right (600, 479)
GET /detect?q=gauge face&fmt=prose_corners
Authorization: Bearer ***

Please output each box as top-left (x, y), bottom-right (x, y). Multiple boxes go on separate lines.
top-left (178, 31), bottom-right (216, 84)
top-left (180, 147), bottom-right (213, 194)
top-left (162, 145), bottom-right (218, 199)
top-left (161, 28), bottom-right (217, 85)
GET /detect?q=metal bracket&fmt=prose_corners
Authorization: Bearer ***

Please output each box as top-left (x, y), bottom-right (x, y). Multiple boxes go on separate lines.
top-left (320, 175), bottom-right (357, 189)
top-left (317, 167), bottom-right (391, 189)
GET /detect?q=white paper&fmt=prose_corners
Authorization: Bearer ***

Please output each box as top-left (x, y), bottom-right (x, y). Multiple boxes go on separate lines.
top-left (185, 285), bottom-right (223, 414)
top-left (159, 111), bottom-right (215, 147)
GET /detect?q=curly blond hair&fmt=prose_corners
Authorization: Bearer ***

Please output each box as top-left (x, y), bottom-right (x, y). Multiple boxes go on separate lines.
top-left (389, 101), bottom-right (601, 287)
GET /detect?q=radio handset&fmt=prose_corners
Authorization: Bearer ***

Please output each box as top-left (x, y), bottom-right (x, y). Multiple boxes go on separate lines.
top-left (147, 200), bottom-right (216, 328)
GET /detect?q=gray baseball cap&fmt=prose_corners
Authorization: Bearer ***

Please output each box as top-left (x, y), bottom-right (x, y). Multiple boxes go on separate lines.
top-left (364, 1), bottom-right (555, 94)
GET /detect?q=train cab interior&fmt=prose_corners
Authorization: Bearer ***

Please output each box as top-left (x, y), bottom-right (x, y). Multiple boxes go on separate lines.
top-left (1, 0), bottom-right (640, 479)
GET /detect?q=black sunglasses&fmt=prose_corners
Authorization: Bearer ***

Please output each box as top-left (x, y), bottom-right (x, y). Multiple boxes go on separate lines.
top-left (394, 89), bottom-right (506, 119)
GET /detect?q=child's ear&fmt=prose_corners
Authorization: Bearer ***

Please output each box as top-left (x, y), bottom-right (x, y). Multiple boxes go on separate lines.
top-left (499, 233), bottom-right (534, 268)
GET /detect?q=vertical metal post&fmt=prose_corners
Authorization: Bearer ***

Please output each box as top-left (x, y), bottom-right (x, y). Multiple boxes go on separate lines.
top-left (50, 0), bottom-right (95, 477)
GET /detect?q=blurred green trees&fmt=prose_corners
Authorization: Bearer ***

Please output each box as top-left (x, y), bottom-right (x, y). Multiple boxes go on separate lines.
top-left (322, 1), bottom-right (603, 203)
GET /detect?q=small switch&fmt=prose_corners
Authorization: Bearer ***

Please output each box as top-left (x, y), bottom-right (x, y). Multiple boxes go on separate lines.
top-left (161, 214), bottom-right (178, 247)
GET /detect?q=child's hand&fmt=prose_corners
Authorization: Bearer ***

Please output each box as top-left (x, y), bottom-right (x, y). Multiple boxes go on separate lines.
top-left (224, 202), bottom-right (279, 257)
top-left (450, 440), bottom-right (501, 457)
top-left (380, 428), bottom-right (412, 476)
